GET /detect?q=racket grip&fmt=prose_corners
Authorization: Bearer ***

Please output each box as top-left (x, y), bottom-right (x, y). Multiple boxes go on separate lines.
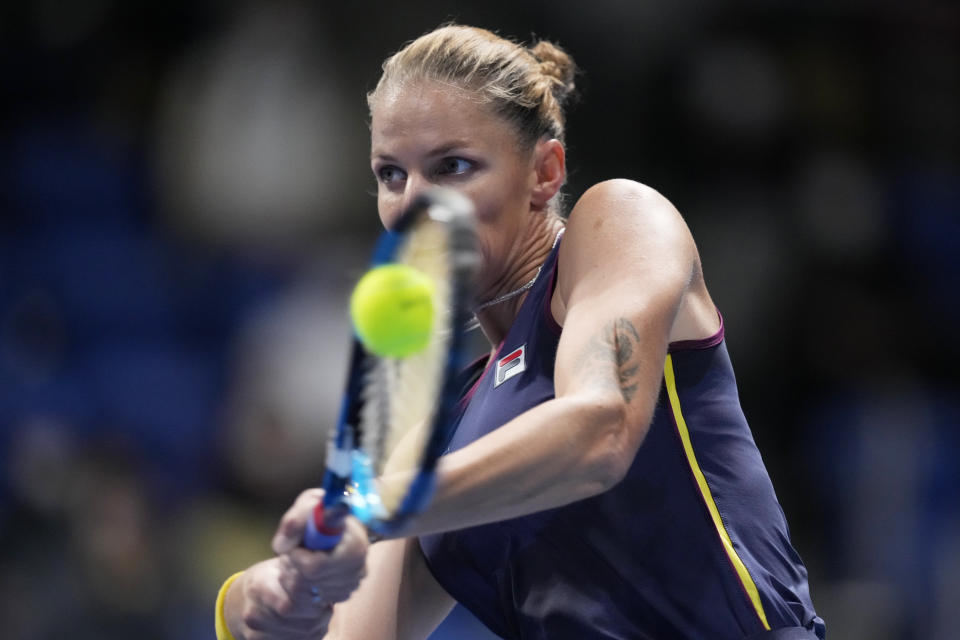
top-left (303, 502), bottom-right (348, 550)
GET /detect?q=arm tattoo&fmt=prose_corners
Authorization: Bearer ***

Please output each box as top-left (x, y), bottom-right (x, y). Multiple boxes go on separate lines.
top-left (575, 318), bottom-right (643, 403)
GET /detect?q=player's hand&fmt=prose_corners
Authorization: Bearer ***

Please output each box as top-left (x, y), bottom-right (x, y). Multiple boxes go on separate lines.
top-left (225, 489), bottom-right (369, 639)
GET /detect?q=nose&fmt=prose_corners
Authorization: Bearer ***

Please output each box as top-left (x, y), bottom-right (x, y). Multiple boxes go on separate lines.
top-left (400, 173), bottom-right (432, 216)
top-left (384, 173), bottom-right (431, 229)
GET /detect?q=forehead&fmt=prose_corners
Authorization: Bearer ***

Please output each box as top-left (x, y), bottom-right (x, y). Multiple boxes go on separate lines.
top-left (370, 82), bottom-right (508, 155)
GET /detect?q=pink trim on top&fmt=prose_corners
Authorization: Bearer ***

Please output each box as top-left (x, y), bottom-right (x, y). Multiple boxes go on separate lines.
top-left (667, 310), bottom-right (725, 353)
top-left (456, 341), bottom-right (501, 410)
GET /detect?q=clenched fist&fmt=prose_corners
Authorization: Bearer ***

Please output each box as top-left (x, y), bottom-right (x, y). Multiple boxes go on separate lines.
top-left (224, 489), bottom-right (369, 640)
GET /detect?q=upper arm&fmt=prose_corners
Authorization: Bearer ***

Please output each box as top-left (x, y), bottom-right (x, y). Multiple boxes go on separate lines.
top-left (326, 537), bottom-right (454, 640)
top-left (553, 180), bottom-right (696, 455)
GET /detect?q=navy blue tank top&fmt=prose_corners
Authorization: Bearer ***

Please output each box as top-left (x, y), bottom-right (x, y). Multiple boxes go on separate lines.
top-left (420, 236), bottom-right (825, 639)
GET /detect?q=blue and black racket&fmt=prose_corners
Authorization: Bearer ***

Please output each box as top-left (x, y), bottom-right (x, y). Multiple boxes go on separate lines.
top-left (304, 187), bottom-right (478, 549)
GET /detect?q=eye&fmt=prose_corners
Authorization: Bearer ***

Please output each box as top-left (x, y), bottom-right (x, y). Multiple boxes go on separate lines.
top-left (376, 165), bottom-right (407, 186)
top-left (435, 157), bottom-right (474, 177)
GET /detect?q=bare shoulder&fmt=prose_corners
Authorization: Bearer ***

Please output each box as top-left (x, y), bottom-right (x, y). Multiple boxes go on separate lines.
top-left (556, 179), bottom-right (696, 301)
top-left (554, 179), bottom-right (717, 342)
top-left (568, 179), bottom-right (688, 233)
top-left (576, 177), bottom-right (667, 205)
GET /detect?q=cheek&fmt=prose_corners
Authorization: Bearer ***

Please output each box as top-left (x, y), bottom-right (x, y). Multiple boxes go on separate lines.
top-left (465, 180), bottom-right (521, 226)
top-left (466, 176), bottom-right (528, 263)
top-left (473, 219), bottom-right (512, 275)
top-left (473, 235), bottom-right (497, 286)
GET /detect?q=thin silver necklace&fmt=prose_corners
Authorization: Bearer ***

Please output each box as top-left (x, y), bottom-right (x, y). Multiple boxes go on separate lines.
top-left (470, 228), bottom-right (565, 317)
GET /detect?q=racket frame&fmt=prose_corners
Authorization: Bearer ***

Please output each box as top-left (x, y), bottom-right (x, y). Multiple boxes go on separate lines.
top-left (304, 187), bottom-right (477, 548)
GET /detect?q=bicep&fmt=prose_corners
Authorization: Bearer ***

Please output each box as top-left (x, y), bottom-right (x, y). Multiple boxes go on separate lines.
top-left (554, 180), bottom-right (695, 430)
top-left (327, 537), bottom-right (454, 640)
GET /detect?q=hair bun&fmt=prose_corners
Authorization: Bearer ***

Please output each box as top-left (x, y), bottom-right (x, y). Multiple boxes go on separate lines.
top-left (529, 40), bottom-right (577, 103)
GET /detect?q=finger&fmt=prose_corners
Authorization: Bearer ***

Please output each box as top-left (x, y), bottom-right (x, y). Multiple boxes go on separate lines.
top-left (284, 547), bottom-right (366, 583)
top-left (277, 554), bottom-right (366, 608)
top-left (316, 515), bottom-right (369, 565)
top-left (311, 605), bottom-right (334, 632)
top-left (275, 559), bottom-right (330, 608)
top-left (242, 580), bottom-right (295, 633)
top-left (272, 488), bottom-right (324, 554)
top-left (311, 583), bottom-right (363, 604)
top-left (281, 516), bottom-right (368, 580)
top-left (336, 515), bottom-right (370, 560)
top-left (246, 601), bottom-right (326, 636)
top-left (266, 557), bottom-right (341, 614)
top-left (300, 574), bottom-right (366, 601)
top-left (279, 563), bottom-right (364, 609)
top-left (247, 580), bottom-right (332, 629)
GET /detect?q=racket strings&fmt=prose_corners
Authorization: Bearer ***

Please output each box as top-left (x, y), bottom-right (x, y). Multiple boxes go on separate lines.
top-left (357, 358), bottom-right (391, 469)
top-left (359, 217), bottom-right (454, 490)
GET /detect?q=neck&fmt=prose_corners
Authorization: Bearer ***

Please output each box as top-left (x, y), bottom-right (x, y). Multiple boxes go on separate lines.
top-left (474, 213), bottom-right (565, 346)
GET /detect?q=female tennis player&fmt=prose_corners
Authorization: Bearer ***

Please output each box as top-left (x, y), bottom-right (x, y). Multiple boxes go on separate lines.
top-left (217, 24), bottom-right (825, 640)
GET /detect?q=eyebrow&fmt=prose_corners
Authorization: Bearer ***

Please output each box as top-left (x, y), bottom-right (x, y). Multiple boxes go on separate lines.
top-left (371, 140), bottom-right (473, 162)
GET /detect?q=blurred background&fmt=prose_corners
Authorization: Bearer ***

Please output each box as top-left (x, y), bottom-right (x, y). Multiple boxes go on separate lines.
top-left (0, 1), bottom-right (956, 638)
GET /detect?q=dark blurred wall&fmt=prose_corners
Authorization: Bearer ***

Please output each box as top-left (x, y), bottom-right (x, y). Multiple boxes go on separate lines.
top-left (0, 2), bottom-right (956, 639)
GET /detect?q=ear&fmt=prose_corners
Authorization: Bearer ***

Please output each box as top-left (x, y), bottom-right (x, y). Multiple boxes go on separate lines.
top-left (530, 138), bottom-right (566, 210)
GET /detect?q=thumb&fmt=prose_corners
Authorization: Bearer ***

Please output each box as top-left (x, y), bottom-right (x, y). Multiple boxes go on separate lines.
top-left (272, 488), bottom-right (323, 554)
top-left (272, 519), bottom-right (304, 555)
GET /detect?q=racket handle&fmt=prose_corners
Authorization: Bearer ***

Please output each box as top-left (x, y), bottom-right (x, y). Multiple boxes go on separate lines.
top-left (303, 502), bottom-right (348, 550)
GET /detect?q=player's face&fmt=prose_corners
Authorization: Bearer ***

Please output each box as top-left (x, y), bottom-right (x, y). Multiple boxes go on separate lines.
top-left (370, 81), bottom-right (538, 291)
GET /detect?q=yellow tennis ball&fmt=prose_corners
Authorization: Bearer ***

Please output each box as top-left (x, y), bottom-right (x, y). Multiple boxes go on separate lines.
top-left (350, 264), bottom-right (435, 358)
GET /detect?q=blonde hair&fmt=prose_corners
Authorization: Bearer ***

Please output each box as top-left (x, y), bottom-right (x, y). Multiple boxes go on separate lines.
top-left (369, 24), bottom-right (577, 150)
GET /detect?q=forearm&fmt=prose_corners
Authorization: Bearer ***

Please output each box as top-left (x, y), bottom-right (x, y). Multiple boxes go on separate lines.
top-left (386, 392), bottom-right (633, 538)
top-left (324, 537), bottom-right (454, 640)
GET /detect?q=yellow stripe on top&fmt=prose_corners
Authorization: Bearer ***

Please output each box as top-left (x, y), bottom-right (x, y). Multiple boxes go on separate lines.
top-left (663, 354), bottom-right (771, 631)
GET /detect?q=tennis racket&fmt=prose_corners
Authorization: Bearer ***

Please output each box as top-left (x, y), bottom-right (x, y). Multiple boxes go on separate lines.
top-left (303, 187), bottom-right (478, 549)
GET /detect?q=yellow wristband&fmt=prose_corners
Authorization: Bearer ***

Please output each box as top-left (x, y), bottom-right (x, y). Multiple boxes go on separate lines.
top-left (215, 571), bottom-right (246, 640)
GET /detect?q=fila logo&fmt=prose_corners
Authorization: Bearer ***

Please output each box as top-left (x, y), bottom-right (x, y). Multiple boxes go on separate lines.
top-left (494, 345), bottom-right (526, 387)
